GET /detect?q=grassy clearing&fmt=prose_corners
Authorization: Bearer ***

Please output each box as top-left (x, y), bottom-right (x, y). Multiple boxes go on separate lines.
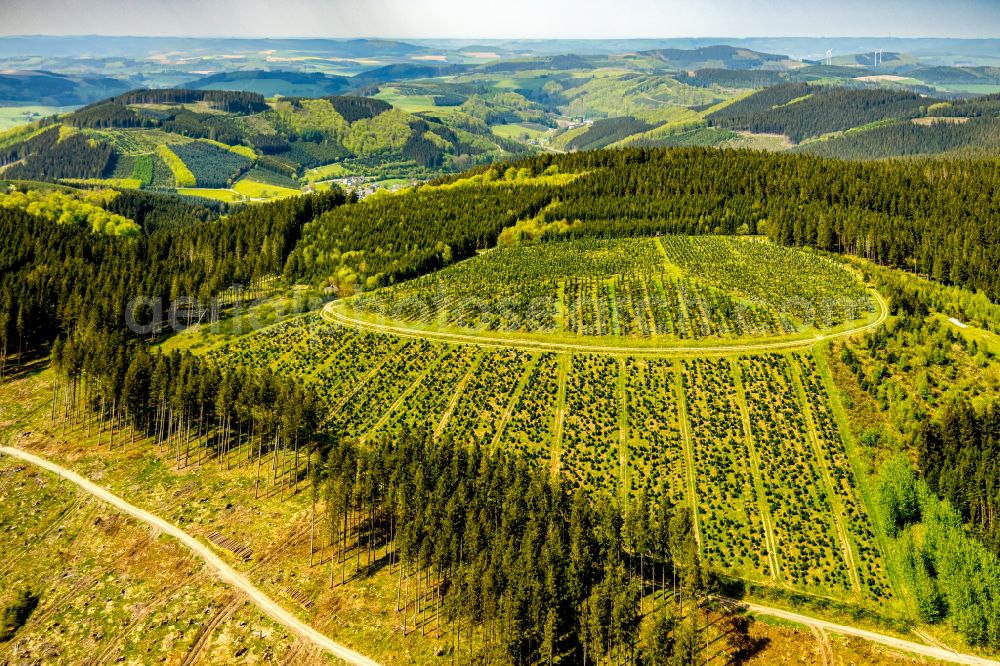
top-left (0, 369), bottom-right (459, 664)
top-left (491, 122), bottom-right (552, 141)
top-left (61, 177), bottom-right (143, 189)
top-left (233, 177), bottom-right (300, 199)
top-left (305, 163), bottom-right (349, 182)
top-left (723, 131), bottom-right (793, 151)
top-left (372, 87), bottom-right (440, 113)
top-left (177, 187), bottom-right (243, 203)
top-left (0, 451), bottom-right (312, 665)
top-left (0, 105), bottom-right (75, 132)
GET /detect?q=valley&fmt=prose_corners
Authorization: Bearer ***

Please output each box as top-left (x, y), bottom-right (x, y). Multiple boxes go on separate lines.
top-left (1, 23), bottom-right (1000, 666)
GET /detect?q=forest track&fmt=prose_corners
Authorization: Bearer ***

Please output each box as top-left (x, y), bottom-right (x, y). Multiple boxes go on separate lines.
top-left (3, 446), bottom-right (995, 666)
top-left (433, 352), bottom-right (483, 438)
top-left (722, 598), bottom-right (1000, 666)
top-left (673, 362), bottom-right (702, 551)
top-left (0, 445), bottom-right (381, 666)
top-left (729, 358), bottom-right (781, 581)
top-left (810, 625), bottom-right (833, 666)
top-left (321, 289), bottom-right (888, 357)
top-left (178, 592), bottom-right (247, 666)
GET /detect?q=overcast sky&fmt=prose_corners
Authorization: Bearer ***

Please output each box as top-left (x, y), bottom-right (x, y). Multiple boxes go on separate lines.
top-left (1, 0), bottom-right (997, 39)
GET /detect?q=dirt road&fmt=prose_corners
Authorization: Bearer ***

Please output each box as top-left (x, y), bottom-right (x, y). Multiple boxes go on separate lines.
top-left (321, 289), bottom-right (888, 356)
top-left (0, 445), bottom-right (380, 666)
top-left (730, 599), bottom-right (999, 666)
top-left (7, 443), bottom-right (995, 666)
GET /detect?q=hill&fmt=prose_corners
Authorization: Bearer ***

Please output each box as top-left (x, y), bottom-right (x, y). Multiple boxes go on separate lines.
top-left (707, 83), bottom-right (942, 143)
top-left (797, 117), bottom-right (1000, 160)
top-left (640, 45), bottom-right (792, 70)
top-left (4, 144), bottom-right (1000, 663)
top-left (183, 70), bottom-right (352, 97)
top-left (0, 70), bottom-right (133, 106)
top-left (0, 88), bottom-right (527, 195)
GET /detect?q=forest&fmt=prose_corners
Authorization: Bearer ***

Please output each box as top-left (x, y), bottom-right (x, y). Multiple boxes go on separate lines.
top-left (708, 84), bottom-right (937, 142)
top-left (109, 88), bottom-right (269, 114)
top-left (566, 117), bottom-right (659, 152)
top-left (0, 189), bottom-right (346, 367)
top-left (683, 69), bottom-right (784, 89)
top-left (295, 148), bottom-right (1000, 305)
top-left (2, 130), bottom-right (116, 181)
top-left (303, 427), bottom-right (758, 664)
top-left (917, 400), bottom-right (1000, 554)
top-left (797, 117), bottom-right (1000, 159)
top-left (5, 141), bottom-right (1000, 658)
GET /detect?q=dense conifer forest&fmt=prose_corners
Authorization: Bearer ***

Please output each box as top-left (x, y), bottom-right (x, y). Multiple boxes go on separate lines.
top-left (796, 117), bottom-right (1000, 159)
top-left (294, 149), bottom-right (1000, 304)
top-left (708, 84), bottom-right (938, 142)
top-left (4, 143), bottom-right (1000, 658)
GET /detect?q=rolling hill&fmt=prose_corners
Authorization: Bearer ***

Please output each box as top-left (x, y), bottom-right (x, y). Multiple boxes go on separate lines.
top-left (640, 45), bottom-right (793, 70)
top-left (0, 70), bottom-right (134, 106)
top-left (0, 88), bottom-right (527, 195)
top-left (183, 70), bottom-right (353, 97)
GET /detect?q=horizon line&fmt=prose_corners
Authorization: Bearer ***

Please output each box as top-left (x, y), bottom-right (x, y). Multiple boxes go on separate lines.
top-left (0, 34), bottom-right (993, 41)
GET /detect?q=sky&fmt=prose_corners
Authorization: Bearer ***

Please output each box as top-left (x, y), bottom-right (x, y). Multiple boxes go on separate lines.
top-left (0, 0), bottom-right (997, 39)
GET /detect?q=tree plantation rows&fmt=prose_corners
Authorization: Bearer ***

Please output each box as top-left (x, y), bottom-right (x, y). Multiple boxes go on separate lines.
top-left (348, 235), bottom-right (871, 339)
top-left (206, 314), bottom-right (893, 608)
top-left (394, 148), bottom-right (1000, 303)
top-left (307, 427), bottom-right (760, 664)
top-left (6, 144), bottom-right (1000, 660)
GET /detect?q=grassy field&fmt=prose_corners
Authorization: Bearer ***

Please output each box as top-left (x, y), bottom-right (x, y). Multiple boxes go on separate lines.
top-left (491, 122), bottom-right (552, 141)
top-left (177, 187), bottom-right (244, 203)
top-left (0, 105), bottom-right (76, 132)
top-left (372, 87), bottom-right (440, 113)
top-left (233, 177), bottom-right (301, 199)
top-left (305, 163), bottom-right (349, 182)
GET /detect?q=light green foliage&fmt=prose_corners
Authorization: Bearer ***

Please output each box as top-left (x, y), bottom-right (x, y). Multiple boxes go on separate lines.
top-left (877, 454), bottom-right (921, 536)
top-left (57, 124), bottom-right (78, 142)
top-left (131, 154), bottom-right (153, 186)
top-left (353, 236), bottom-right (870, 339)
top-left (878, 454), bottom-right (1000, 643)
top-left (563, 75), bottom-right (720, 119)
top-left (232, 177), bottom-right (299, 199)
top-left (270, 98), bottom-right (348, 138)
top-left (176, 187), bottom-right (243, 203)
top-left (342, 109), bottom-right (413, 155)
top-left (0, 188), bottom-right (140, 236)
top-left (61, 177), bottom-right (143, 189)
top-left (155, 144), bottom-right (196, 188)
top-left (200, 138), bottom-right (257, 160)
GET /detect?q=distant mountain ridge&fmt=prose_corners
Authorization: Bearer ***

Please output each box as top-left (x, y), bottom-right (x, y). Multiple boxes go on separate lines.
top-left (640, 45), bottom-right (791, 70)
top-left (0, 70), bottom-right (133, 105)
